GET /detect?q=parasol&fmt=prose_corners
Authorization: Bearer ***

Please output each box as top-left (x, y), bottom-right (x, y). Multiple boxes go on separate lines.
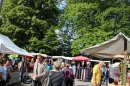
top-left (72, 56), bottom-right (90, 61)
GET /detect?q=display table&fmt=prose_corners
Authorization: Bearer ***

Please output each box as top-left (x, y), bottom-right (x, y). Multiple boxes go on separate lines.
top-left (6, 72), bottom-right (20, 86)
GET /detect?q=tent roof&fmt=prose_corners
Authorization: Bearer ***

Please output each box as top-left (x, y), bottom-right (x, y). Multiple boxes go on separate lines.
top-left (51, 56), bottom-right (73, 60)
top-left (62, 56), bottom-right (73, 60)
top-left (51, 56), bottom-right (64, 59)
top-left (0, 34), bottom-right (33, 57)
top-left (30, 53), bottom-right (48, 57)
top-left (81, 32), bottom-right (130, 59)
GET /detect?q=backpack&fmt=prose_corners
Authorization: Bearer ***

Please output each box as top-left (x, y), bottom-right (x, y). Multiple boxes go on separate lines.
top-left (42, 71), bottom-right (52, 86)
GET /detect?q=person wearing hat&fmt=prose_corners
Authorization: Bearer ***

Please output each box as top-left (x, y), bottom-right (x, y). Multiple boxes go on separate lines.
top-left (91, 61), bottom-right (105, 86)
top-left (41, 60), bottom-right (66, 86)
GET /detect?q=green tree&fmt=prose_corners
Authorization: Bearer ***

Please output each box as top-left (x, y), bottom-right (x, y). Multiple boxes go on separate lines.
top-left (61, 0), bottom-right (130, 56)
top-left (0, 0), bottom-right (63, 55)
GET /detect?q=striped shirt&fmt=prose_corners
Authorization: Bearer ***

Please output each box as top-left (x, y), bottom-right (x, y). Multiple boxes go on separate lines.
top-left (41, 71), bottom-right (66, 86)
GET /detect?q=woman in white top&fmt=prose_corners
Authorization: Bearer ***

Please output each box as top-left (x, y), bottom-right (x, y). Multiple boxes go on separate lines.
top-left (0, 60), bottom-right (6, 86)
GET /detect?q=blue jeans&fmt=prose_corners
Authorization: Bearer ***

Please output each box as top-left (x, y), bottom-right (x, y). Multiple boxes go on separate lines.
top-left (102, 77), bottom-right (109, 85)
top-left (20, 67), bottom-right (25, 82)
top-left (105, 78), bottom-right (109, 85)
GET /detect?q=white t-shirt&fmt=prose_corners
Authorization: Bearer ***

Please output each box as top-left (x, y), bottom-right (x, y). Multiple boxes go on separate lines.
top-left (109, 65), bottom-right (120, 80)
top-left (0, 66), bottom-right (6, 81)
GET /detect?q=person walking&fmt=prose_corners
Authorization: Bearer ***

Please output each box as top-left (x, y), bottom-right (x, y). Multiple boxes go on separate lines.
top-left (27, 58), bottom-right (35, 73)
top-left (3, 60), bottom-right (13, 83)
top-left (26, 58), bottom-right (35, 77)
top-left (19, 56), bottom-right (27, 83)
top-left (64, 64), bottom-right (75, 86)
top-left (31, 54), bottom-right (47, 86)
top-left (46, 59), bottom-right (52, 71)
top-left (105, 66), bottom-right (110, 86)
top-left (91, 61), bottom-right (105, 86)
top-left (71, 61), bottom-right (76, 77)
top-left (101, 64), bottom-right (106, 85)
top-left (41, 60), bottom-right (66, 86)
top-left (11, 58), bottom-right (16, 69)
top-left (0, 60), bottom-right (6, 86)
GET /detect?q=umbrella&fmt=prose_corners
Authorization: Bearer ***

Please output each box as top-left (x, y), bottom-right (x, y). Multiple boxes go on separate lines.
top-left (72, 56), bottom-right (90, 61)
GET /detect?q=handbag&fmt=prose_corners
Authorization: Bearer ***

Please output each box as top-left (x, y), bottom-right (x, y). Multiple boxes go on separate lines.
top-left (23, 75), bottom-right (32, 84)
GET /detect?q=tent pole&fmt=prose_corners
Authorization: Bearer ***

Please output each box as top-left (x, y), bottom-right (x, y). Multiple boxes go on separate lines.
top-left (123, 38), bottom-right (127, 86)
top-left (124, 53), bottom-right (127, 86)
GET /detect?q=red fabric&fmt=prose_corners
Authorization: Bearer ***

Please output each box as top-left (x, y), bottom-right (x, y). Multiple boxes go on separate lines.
top-left (72, 56), bottom-right (90, 61)
top-left (25, 56), bottom-right (32, 61)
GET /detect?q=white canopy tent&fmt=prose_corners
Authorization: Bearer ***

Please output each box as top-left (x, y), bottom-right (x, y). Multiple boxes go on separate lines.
top-left (51, 56), bottom-right (73, 60)
top-left (62, 56), bottom-right (73, 60)
top-left (51, 56), bottom-right (64, 59)
top-left (0, 34), bottom-right (33, 57)
top-left (81, 32), bottom-right (130, 86)
top-left (81, 32), bottom-right (130, 59)
top-left (30, 53), bottom-right (48, 57)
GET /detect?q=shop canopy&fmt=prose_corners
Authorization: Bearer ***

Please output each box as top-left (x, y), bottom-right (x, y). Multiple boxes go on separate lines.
top-left (62, 56), bottom-right (73, 60)
top-left (81, 32), bottom-right (130, 59)
top-left (0, 34), bottom-right (33, 57)
top-left (30, 53), bottom-right (48, 57)
top-left (51, 56), bottom-right (73, 60)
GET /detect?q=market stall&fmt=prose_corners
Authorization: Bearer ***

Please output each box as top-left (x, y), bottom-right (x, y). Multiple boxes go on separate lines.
top-left (81, 32), bottom-right (130, 86)
top-left (0, 34), bottom-right (33, 57)
top-left (30, 53), bottom-right (48, 57)
top-left (72, 56), bottom-right (91, 81)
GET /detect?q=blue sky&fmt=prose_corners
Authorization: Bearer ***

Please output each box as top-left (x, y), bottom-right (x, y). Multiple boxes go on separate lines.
top-left (58, 1), bottom-right (66, 10)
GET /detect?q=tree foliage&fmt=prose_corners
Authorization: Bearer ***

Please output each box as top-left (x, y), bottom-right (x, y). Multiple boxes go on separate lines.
top-left (60, 0), bottom-right (130, 56)
top-left (1, 0), bottom-right (130, 57)
top-left (0, 0), bottom-right (63, 55)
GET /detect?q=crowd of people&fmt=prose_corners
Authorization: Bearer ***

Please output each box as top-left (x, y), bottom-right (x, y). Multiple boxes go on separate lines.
top-left (0, 55), bottom-right (14, 86)
top-left (91, 61), bottom-right (123, 86)
top-left (0, 54), bottom-right (78, 86)
top-left (0, 53), bottom-right (126, 86)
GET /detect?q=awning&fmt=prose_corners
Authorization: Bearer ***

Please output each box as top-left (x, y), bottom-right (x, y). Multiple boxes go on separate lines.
top-left (0, 34), bottom-right (33, 57)
top-left (81, 32), bottom-right (130, 59)
top-left (30, 53), bottom-right (48, 57)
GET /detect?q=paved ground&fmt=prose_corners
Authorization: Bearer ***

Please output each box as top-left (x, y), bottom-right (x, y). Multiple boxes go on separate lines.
top-left (8, 79), bottom-right (92, 86)
top-left (75, 79), bottom-right (92, 86)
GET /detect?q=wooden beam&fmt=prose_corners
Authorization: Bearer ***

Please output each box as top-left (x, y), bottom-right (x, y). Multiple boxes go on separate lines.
top-left (123, 38), bottom-right (127, 86)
